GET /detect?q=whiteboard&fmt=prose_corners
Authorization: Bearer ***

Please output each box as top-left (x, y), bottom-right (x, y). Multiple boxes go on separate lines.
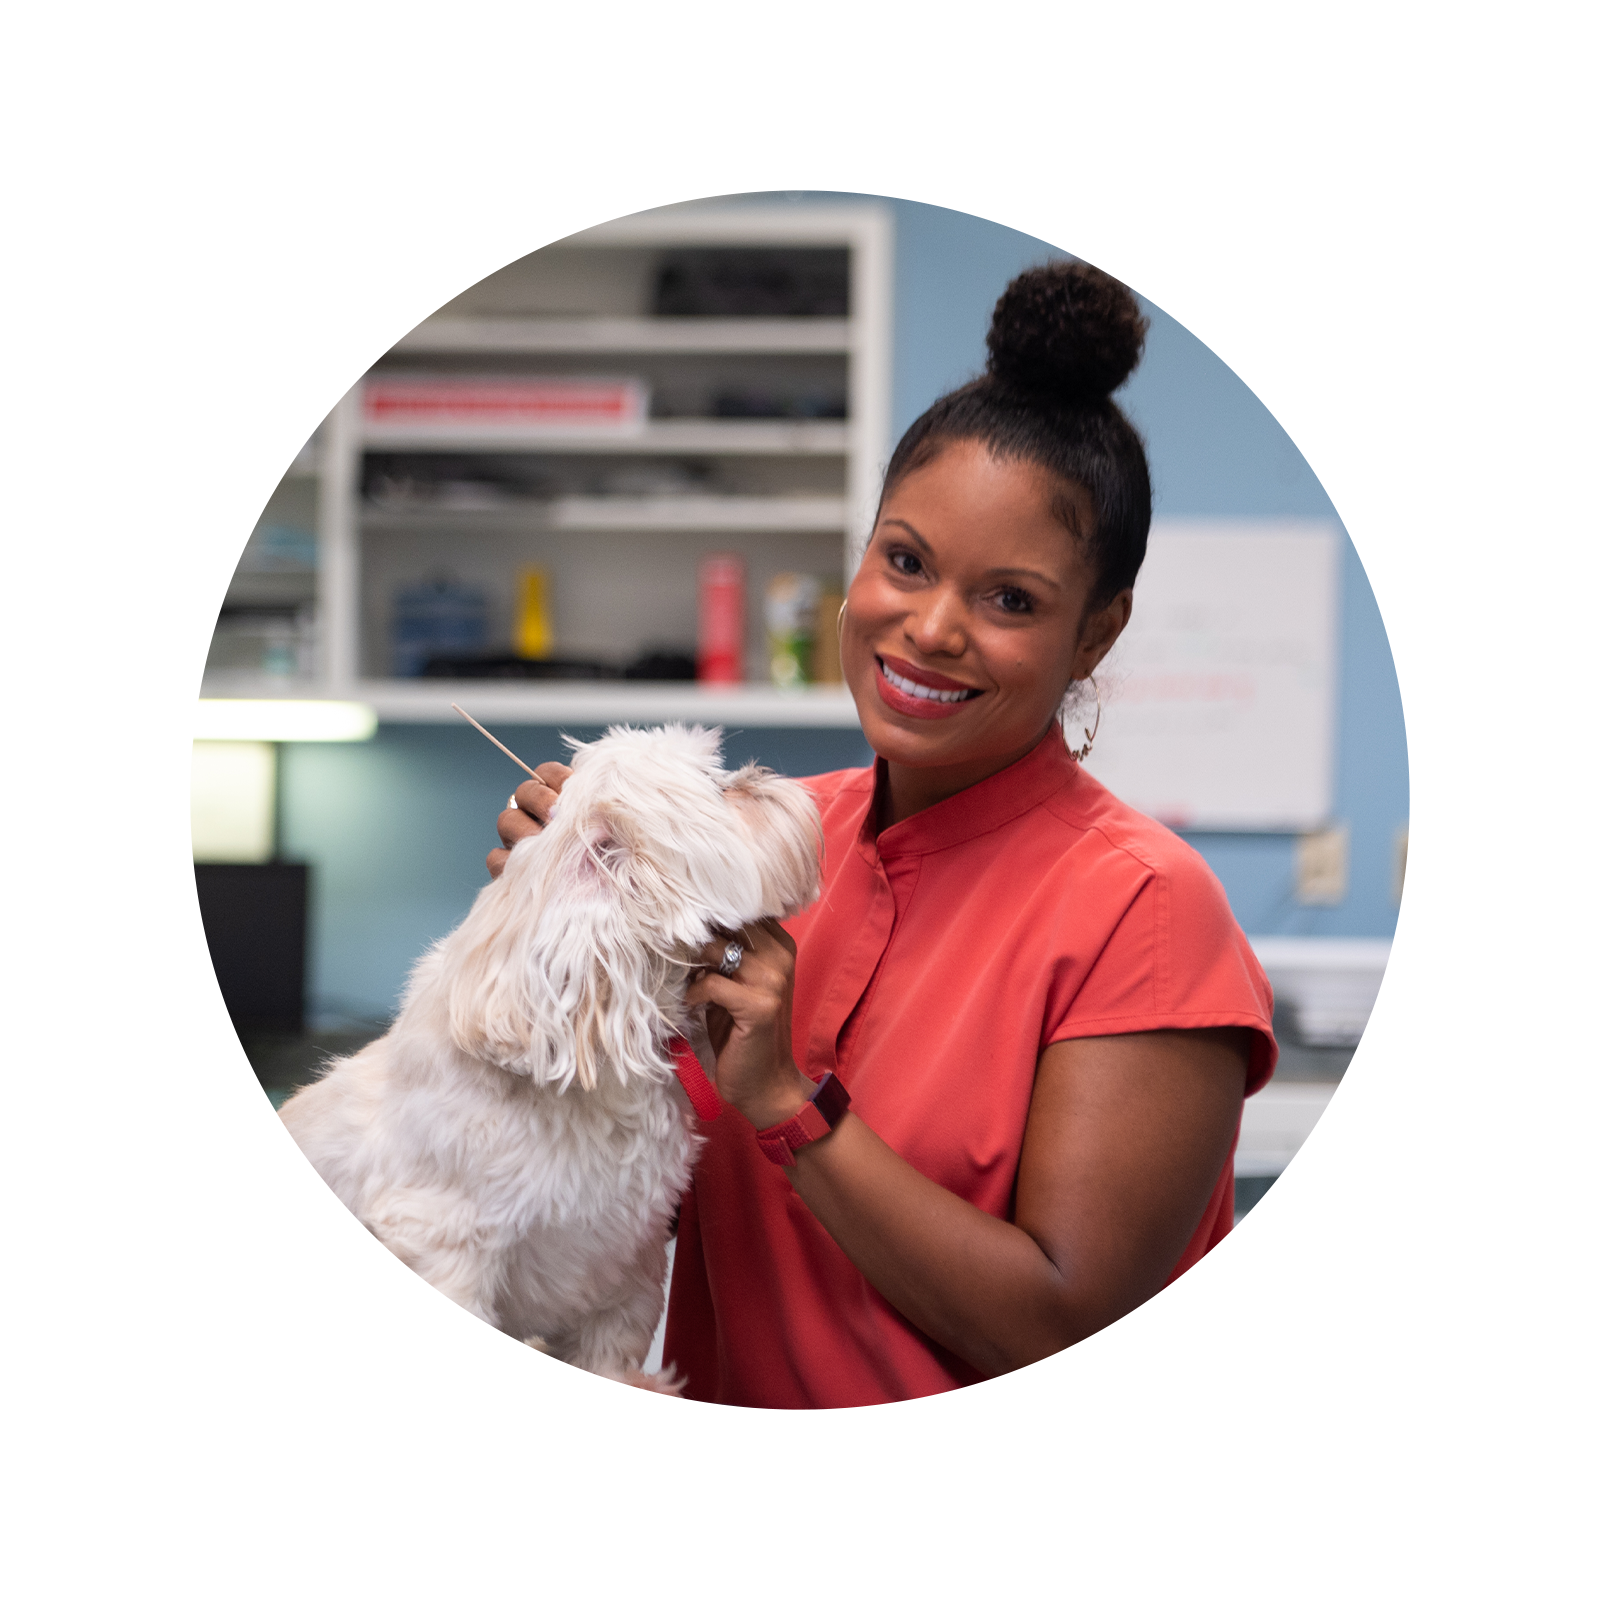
top-left (1082, 520), bottom-right (1340, 831)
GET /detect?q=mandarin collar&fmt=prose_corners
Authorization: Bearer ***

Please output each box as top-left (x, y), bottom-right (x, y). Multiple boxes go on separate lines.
top-left (856, 726), bottom-right (1083, 864)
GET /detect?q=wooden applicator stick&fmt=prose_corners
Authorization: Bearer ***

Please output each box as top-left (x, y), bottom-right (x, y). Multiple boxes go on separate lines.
top-left (450, 703), bottom-right (539, 780)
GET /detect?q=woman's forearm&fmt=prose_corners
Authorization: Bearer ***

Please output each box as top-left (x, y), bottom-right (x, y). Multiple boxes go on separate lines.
top-left (784, 1111), bottom-right (1095, 1376)
top-left (776, 1030), bottom-right (1248, 1376)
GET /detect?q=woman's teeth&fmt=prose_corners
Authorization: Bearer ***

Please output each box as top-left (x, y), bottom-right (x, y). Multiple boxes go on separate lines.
top-left (881, 661), bottom-right (977, 702)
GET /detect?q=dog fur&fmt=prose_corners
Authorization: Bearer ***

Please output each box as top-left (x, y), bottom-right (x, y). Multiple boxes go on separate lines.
top-left (279, 724), bottom-right (821, 1386)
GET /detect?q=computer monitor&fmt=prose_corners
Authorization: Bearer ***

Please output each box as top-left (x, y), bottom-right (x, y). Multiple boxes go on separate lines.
top-left (192, 864), bottom-right (307, 1036)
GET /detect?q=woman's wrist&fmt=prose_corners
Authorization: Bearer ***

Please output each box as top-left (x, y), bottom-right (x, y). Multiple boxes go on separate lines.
top-left (739, 1066), bottom-right (818, 1132)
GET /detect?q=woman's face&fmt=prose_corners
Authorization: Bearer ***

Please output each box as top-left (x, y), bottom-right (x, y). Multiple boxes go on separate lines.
top-left (842, 438), bottom-right (1132, 787)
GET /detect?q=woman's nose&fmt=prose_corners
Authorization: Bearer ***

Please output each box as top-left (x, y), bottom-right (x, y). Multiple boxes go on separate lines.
top-left (906, 587), bottom-right (968, 657)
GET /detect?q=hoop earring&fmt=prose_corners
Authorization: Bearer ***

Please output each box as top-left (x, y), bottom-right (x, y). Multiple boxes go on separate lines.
top-left (835, 595), bottom-right (849, 643)
top-left (1064, 675), bottom-right (1102, 762)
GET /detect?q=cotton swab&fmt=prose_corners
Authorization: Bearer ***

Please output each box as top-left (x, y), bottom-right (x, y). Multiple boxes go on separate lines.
top-left (450, 702), bottom-right (539, 780)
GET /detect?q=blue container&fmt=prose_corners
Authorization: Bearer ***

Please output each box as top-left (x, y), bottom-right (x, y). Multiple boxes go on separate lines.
top-left (390, 576), bottom-right (489, 677)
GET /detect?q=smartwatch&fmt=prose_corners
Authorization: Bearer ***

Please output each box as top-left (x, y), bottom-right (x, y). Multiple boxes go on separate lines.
top-left (754, 1073), bottom-right (851, 1167)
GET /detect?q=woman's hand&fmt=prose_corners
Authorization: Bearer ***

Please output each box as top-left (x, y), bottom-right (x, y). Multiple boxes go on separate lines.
top-left (486, 762), bottom-right (571, 878)
top-left (684, 919), bottom-right (816, 1130)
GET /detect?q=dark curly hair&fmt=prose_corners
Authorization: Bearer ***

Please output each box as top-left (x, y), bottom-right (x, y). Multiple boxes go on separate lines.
top-left (878, 259), bottom-right (1152, 609)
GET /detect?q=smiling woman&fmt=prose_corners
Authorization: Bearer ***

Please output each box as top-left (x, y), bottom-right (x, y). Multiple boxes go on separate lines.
top-left (493, 260), bottom-right (1277, 1407)
top-left (845, 441), bottom-right (1127, 818)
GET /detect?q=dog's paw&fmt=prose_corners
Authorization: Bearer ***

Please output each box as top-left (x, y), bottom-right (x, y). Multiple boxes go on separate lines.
top-left (492, 1331), bottom-right (556, 1395)
top-left (566, 1363), bottom-right (684, 1414)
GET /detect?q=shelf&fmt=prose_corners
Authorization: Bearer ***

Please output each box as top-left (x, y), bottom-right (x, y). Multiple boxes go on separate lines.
top-left (190, 454), bottom-right (318, 476)
top-left (360, 418), bottom-right (851, 456)
top-left (223, 571), bottom-right (317, 605)
top-left (366, 681), bottom-right (861, 727)
top-left (360, 494), bottom-right (848, 534)
top-left (198, 678), bottom-right (863, 728)
top-left (201, 671), bottom-right (323, 699)
top-left (393, 316), bottom-right (854, 356)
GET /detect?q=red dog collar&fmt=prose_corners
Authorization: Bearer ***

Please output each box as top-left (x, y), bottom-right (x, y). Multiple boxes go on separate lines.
top-left (667, 1035), bottom-right (722, 1121)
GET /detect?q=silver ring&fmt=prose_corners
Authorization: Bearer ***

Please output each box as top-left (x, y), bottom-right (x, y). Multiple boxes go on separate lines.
top-left (717, 942), bottom-right (744, 978)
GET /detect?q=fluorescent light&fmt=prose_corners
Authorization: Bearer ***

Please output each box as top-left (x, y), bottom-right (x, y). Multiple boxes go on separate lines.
top-left (192, 741), bottom-right (276, 861)
top-left (196, 699), bottom-right (378, 742)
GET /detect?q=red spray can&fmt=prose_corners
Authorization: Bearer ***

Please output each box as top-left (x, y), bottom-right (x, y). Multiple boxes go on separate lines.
top-left (697, 555), bottom-right (745, 684)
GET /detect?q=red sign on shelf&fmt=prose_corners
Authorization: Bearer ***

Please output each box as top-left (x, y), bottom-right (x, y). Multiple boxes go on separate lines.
top-left (363, 376), bottom-right (649, 432)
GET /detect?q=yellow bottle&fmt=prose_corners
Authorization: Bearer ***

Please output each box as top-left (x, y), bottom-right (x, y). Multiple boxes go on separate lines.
top-left (514, 565), bottom-right (554, 659)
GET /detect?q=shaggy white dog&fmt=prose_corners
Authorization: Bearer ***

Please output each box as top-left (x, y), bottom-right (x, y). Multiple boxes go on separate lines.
top-left (280, 724), bottom-right (821, 1387)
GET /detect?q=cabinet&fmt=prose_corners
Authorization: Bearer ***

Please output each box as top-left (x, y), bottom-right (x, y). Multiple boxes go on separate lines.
top-left (204, 201), bottom-right (892, 728)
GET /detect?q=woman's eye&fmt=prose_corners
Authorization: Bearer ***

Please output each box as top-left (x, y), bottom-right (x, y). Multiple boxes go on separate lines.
top-left (994, 588), bottom-right (1034, 614)
top-left (889, 550), bottom-right (924, 577)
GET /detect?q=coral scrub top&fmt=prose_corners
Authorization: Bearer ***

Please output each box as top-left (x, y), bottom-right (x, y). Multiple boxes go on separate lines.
top-left (664, 726), bottom-right (1277, 1409)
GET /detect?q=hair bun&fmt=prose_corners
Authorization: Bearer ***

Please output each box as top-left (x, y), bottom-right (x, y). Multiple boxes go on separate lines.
top-left (984, 260), bottom-right (1148, 405)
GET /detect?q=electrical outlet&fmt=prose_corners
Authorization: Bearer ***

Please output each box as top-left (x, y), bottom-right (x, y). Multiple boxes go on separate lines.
top-left (1295, 825), bottom-right (1349, 905)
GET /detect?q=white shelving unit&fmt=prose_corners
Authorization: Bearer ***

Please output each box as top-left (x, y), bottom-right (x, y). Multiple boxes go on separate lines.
top-left (363, 682), bottom-right (862, 727)
top-left (360, 418), bottom-right (852, 455)
top-left (394, 316), bottom-right (854, 355)
top-left (360, 495), bottom-right (849, 534)
top-left (204, 201), bottom-right (892, 728)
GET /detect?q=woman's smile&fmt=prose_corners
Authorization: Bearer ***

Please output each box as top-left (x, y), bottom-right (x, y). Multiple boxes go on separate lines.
top-left (875, 654), bottom-right (984, 718)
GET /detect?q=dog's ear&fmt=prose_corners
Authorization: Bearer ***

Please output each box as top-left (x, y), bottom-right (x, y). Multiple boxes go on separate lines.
top-left (723, 765), bottom-right (823, 918)
top-left (445, 827), bottom-right (670, 1091)
top-left (442, 850), bottom-right (548, 1078)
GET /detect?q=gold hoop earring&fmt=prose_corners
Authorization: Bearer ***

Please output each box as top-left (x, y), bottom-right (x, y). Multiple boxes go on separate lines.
top-left (835, 595), bottom-right (849, 643)
top-left (1064, 675), bottom-right (1102, 762)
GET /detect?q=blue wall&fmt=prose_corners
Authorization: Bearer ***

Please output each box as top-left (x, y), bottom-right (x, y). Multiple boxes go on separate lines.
top-left (282, 724), bottom-right (872, 1024)
top-left (870, 196), bottom-right (1408, 947)
top-left (282, 195), bottom-right (1408, 1023)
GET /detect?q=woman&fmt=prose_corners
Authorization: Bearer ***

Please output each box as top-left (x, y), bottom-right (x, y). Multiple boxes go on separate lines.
top-left (489, 261), bottom-right (1276, 1408)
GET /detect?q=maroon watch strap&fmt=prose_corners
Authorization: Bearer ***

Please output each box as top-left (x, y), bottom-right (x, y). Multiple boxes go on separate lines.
top-left (754, 1072), bottom-right (851, 1167)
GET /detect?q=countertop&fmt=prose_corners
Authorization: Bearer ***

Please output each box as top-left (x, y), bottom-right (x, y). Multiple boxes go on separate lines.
top-left (1267, 1036), bottom-right (1408, 1088)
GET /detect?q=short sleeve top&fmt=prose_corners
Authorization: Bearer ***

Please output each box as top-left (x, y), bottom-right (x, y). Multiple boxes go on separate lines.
top-left (664, 726), bottom-right (1277, 1409)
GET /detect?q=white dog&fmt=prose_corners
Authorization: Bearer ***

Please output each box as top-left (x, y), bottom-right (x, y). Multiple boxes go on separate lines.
top-left (280, 724), bottom-right (821, 1387)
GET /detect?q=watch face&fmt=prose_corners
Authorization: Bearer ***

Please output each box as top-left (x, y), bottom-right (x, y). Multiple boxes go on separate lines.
top-left (813, 1072), bottom-right (851, 1127)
